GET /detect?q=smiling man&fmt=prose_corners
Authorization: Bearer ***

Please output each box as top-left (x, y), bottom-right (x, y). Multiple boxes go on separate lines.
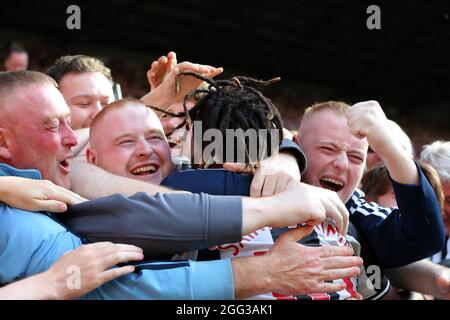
top-left (47, 55), bottom-right (115, 130)
top-left (296, 101), bottom-right (445, 268)
top-left (87, 98), bottom-right (174, 184)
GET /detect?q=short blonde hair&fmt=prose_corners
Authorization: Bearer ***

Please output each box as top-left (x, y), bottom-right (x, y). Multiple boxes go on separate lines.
top-left (299, 101), bottom-right (350, 135)
top-left (304, 101), bottom-right (350, 117)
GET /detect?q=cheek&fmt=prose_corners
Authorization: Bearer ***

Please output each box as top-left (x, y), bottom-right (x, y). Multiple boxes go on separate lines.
top-left (155, 145), bottom-right (173, 169)
top-left (99, 148), bottom-right (132, 173)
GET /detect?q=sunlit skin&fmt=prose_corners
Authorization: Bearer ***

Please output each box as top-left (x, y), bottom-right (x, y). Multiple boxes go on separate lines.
top-left (87, 103), bottom-right (174, 185)
top-left (0, 84), bottom-right (78, 188)
top-left (58, 72), bottom-right (114, 129)
top-left (4, 52), bottom-right (28, 71)
top-left (298, 109), bottom-right (369, 203)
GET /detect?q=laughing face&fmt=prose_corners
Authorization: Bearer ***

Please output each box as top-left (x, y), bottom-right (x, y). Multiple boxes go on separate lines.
top-left (4, 84), bottom-right (77, 188)
top-left (298, 109), bottom-right (368, 203)
top-left (87, 102), bottom-right (174, 184)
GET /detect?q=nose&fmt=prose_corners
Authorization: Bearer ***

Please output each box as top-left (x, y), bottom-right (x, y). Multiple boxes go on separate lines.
top-left (135, 138), bottom-right (153, 158)
top-left (89, 102), bottom-right (103, 120)
top-left (61, 122), bottom-right (79, 148)
top-left (332, 151), bottom-right (349, 172)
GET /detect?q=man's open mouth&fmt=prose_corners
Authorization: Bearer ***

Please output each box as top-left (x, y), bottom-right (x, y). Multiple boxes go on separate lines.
top-left (130, 164), bottom-right (158, 176)
top-left (319, 177), bottom-right (344, 192)
top-left (59, 159), bottom-right (71, 173)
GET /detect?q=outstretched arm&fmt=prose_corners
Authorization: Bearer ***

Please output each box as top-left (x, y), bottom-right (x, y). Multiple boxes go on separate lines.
top-left (385, 259), bottom-right (450, 300)
top-left (0, 176), bottom-right (86, 212)
top-left (0, 242), bottom-right (142, 300)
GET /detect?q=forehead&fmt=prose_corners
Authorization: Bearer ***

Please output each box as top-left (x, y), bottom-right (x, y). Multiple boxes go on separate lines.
top-left (8, 84), bottom-right (70, 120)
top-left (98, 104), bottom-right (164, 135)
top-left (59, 72), bottom-right (113, 97)
top-left (301, 109), bottom-right (368, 151)
top-left (9, 52), bottom-right (28, 61)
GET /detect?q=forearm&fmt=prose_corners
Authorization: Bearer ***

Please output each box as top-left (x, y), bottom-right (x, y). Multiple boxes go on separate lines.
top-left (379, 144), bottom-right (419, 185)
top-left (384, 259), bottom-right (446, 297)
top-left (69, 160), bottom-right (185, 199)
top-left (58, 192), bottom-right (244, 258)
top-left (232, 256), bottom-right (271, 299)
top-left (241, 196), bottom-right (272, 234)
top-left (0, 272), bottom-right (58, 300)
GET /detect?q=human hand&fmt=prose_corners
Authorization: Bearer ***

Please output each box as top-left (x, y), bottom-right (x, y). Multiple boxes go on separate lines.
top-left (146, 51), bottom-right (177, 91)
top-left (346, 101), bottom-right (400, 157)
top-left (0, 176), bottom-right (87, 212)
top-left (143, 61), bottom-right (223, 108)
top-left (223, 153), bottom-right (300, 197)
top-left (434, 267), bottom-right (450, 300)
top-left (260, 226), bottom-right (362, 295)
top-left (45, 242), bottom-right (144, 299)
top-left (262, 182), bottom-right (349, 235)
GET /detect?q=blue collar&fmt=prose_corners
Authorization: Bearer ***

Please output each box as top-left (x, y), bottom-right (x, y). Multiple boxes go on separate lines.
top-left (0, 163), bottom-right (42, 180)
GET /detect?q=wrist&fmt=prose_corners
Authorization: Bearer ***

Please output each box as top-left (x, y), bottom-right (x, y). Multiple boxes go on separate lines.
top-left (232, 255), bottom-right (272, 299)
top-left (242, 196), bottom-right (273, 234)
top-left (33, 270), bottom-right (61, 300)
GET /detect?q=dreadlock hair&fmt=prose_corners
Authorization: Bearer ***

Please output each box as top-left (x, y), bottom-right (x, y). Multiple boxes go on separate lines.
top-left (153, 72), bottom-right (284, 168)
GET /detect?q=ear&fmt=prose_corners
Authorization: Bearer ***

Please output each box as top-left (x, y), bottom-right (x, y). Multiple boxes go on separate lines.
top-left (85, 147), bottom-right (97, 164)
top-left (0, 127), bottom-right (13, 160)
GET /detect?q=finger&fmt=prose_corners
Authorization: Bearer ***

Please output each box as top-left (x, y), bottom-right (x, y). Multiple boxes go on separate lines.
top-left (318, 267), bottom-right (362, 281)
top-left (261, 176), bottom-right (277, 197)
top-left (274, 176), bottom-right (290, 195)
top-left (337, 200), bottom-right (349, 236)
top-left (84, 242), bottom-right (142, 254)
top-left (318, 245), bottom-right (355, 258)
top-left (322, 199), bottom-right (344, 236)
top-left (285, 179), bottom-right (298, 190)
top-left (48, 187), bottom-right (87, 205)
top-left (60, 187), bottom-right (88, 203)
top-left (34, 199), bottom-right (67, 212)
top-left (347, 117), bottom-right (369, 139)
top-left (223, 162), bottom-right (248, 173)
top-left (158, 55), bottom-right (168, 65)
top-left (280, 225), bottom-right (314, 242)
top-left (205, 67), bottom-right (223, 78)
top-left (107, 244), bottom-right (144, 254)
top-left (321, 256), bottom-right (363, 270)
top-left (313, 281), bottom-right (346, 293)
top-left (102, 251), bottom-right (144, 270)
top-left (250, 170), bottom-right (265, 198)
top-left (100, 265), bottom-right (136, 283)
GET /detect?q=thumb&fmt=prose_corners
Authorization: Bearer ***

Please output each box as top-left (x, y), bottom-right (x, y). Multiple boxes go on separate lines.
top-left (280, 225), bottom-right (314, 242)
top-left (223, 162), bottom-right (248, 173)
top-left (35, 200), bottom-right (68, 213)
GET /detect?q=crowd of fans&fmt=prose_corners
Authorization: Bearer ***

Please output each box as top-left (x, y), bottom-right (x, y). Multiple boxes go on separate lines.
top-left (0, 42), bottom-right (449, 300)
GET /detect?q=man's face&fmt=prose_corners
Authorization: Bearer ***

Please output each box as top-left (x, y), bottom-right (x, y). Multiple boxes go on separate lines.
top-left (4, 52), bottom-right (28, 71)
top-left (5, 84), bottom-right (78, 188)
top-left (88, 104), bottom-right (174, 184)
top-left (59, 72), bottom-right (114, 129)
top-left (443, 182), bottom-right (450, 235)
top-left (156, 100), bottom-right (194, 160)
top-left (298, 110), bottom-right (368, 203)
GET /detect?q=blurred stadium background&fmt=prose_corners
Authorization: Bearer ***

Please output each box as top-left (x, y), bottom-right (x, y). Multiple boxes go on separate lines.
top-left (1, 0), bottom-right (449, 153)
